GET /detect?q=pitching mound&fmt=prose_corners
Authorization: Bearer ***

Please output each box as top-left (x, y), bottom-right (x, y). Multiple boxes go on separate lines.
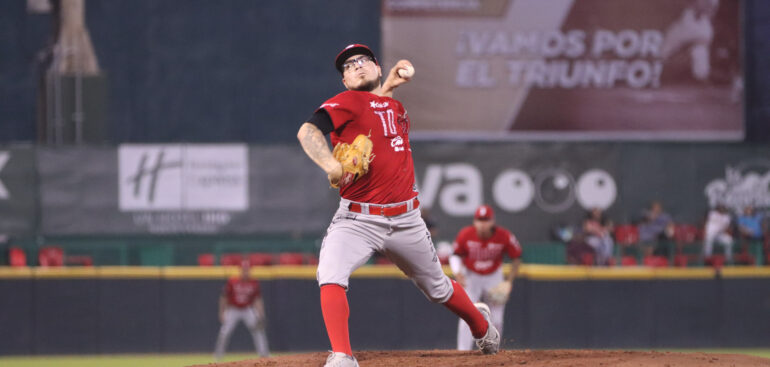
top-left (192, 349), bottom-right (770, 367)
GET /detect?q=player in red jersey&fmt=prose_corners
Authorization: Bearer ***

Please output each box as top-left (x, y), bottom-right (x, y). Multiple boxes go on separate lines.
top-left (297, 44), bottom-right (500, 367)
top-left (214, 261), bottom-right (269, 360)
top-left (450, 204), bottom-right (522, 351)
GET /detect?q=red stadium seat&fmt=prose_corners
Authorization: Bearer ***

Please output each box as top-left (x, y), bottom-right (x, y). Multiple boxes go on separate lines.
top-left (581, 253), bottom-right (595, 266)
top-left (197, 253), bottom-right (215, 266)
top-left (66, 255), bottom-right (93, 266)
top-left (248, 253), bottom-right (274, 266)
top-left (674, 224), bottom-right (700, 245)
top-left (220, 253), bottom-right (243, 266)
top-left (621, 256), bottom-right (638, 266)
top-left (674, 254), bottom-right (689, 267)
top-left (9, 247), bottom-right (26, 267)
top-left (733, 253), bottom-right (755, 266)
top-left (614, 224), bottom-right (640, 245)
top-left (277, 252), bottom-right (305, 265)
top-left (643, 255), bottom-right (668, 267)
top-left (306, 254), bottom-right (319, 265)
top-left (704, 255), bottom-right (725, 268)
top-left (38, 246), bottom-right (64, 267)
top-left (673, 224), bottom-right (702, 259)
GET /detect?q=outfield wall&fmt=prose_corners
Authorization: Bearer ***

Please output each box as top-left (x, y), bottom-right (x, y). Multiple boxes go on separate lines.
top-left (1, 265), bottom-right (769, 355)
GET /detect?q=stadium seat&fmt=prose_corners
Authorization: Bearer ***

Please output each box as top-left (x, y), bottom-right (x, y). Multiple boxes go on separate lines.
top-left (375, 256), bottom-right (393, 265)
top-left (277, 252), bottom-right (305, 265)
top-left (614, 224), bottom-right (639, 245)
top-left (9, 247), bottom-right (26, 267)
top-left (581, 253), bottom-right (595, 266)
top-left (704, 255), bottom-right (725, 268)
top-left (66, 255), bottom-right (93, 266)
top-left (197, 253), bottom-right (215, 266)
top-left (220, 253), bottom-right (244, 266)
top-left (306, 254), bottom-right (319, 265)
top-left (674, 254), bottom-right (689, 267)
top-left (248, 253), bottom-right (274, 266)
top-left (674, 224), bottom-right (700, 245)
top-left (673, 224), bottom-right (702, 259)
top-left (38, 246), bottom-right (64, 267)
top-left (621, 255), bottom-right (638, 266)
top-left (643, 255), bottom-right (668, 267)
top-left (733, 252), bottom-right (755, 266)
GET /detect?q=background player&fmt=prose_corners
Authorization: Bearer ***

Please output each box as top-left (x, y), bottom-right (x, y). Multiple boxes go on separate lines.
top-left (450, 204), bottom-right (522, 351)
top-left (296, 44), bottom-right (500, 367)
top-left (214, 260), bottom-right (269, 361)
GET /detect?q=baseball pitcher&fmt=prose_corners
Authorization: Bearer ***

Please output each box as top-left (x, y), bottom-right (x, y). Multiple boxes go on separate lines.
top-left (297, 44), bottom-right (500, 367)
top-left (214, 261), bottom-right (269, 361)
top-left (450, 205), bottom-right (522, 351)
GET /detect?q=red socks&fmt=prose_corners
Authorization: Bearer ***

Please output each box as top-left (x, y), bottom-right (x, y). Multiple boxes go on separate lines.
top-left (320, 284), bottom-right (353, 356)
top-left (442, 279), bottom-right (489, 338)
top-left (322, 280), bottom-right (487, 354)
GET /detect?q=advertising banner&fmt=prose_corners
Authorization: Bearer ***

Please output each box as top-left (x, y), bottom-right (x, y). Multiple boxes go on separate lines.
top-left (382, 0), bottom-right (743, 140)
top-left (37, 143), bottom-right (770, 241)
top-left (412, 142), bottom-right (770, 242)
top-left (0, 146), bottom-right (37, 235)
top-left (39, 145), bottom-right (338, 235)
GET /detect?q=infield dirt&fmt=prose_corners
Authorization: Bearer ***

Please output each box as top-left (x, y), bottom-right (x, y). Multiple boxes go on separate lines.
top-left (191, 349), bottom-right (770, 367)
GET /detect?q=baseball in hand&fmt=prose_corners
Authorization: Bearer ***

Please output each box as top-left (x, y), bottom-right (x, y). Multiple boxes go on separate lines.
top-left (398, 65), bottom-right (415, 78)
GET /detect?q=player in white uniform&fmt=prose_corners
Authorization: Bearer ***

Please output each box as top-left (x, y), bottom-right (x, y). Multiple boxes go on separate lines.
top-left (450, 205), bottom-right (522, 351)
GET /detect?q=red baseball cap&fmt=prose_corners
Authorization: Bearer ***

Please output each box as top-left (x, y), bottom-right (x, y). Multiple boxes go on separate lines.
top-left (335, 43), bottom-right (378, 73)
top-left (474, 205), bottom-right (494, 220)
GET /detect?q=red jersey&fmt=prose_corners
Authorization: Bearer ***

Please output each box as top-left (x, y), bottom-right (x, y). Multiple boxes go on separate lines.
top-left (453, 226), bottom-right (522, 275)
top-left (223, 277), bottom-right (261, 308)
top-left (319, 90), bottom-right (416, 204)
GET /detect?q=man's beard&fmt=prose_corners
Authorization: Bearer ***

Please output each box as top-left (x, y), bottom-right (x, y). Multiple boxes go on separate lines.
top-left (350, 78), bottom-right (380, 92)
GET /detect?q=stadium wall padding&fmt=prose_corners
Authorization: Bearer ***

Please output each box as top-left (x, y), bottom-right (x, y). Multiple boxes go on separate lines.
top-left (1, 267), bottom-right (769, 355)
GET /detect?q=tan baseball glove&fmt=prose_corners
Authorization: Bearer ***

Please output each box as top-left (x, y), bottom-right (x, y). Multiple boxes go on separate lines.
top-left (331, 134), bottom-right (374, 188)
top-left (486, 281), bottom-right (512, 305)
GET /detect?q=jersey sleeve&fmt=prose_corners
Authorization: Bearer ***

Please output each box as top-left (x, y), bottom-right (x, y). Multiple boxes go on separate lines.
top-left (317, 91), bottom-right (365, 131)
top-left (506, 231), bottom-right (523, 259)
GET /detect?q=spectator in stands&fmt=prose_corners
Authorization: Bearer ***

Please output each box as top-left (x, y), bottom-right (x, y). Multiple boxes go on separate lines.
top-left (637, 200), bottom-right (676, 256)
top-left (214, 260), bottom-right (269, 361)
top-left (566, 233), bottom-right (594, 265)
top-left (703, 204), bottom-right (734, 264)
top-left (582, 208), bottom-right (615, 266)
top-left (736, 205), bottom-right (766, 251)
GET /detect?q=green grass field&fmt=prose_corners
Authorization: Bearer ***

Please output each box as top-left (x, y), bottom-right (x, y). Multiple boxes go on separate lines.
top-left (1, 350), bottom-right (768, 367)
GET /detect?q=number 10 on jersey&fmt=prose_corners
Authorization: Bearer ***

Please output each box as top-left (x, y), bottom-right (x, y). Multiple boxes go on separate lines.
top-left (375, 109), bottom-right (397, 137)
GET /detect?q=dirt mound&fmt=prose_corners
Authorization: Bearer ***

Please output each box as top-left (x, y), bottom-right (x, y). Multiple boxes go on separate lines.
top-left (191, 349), bottom-right (770, 367)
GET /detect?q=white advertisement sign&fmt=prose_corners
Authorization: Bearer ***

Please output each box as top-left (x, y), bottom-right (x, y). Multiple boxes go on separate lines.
top-left (119, 144), bottom-right (248, 211)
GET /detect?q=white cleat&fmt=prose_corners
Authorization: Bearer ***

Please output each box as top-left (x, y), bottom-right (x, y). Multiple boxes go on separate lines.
top-left (474, 302), bottom-right (500, 355)
top-left (324, 351), bottom-right (360, 367)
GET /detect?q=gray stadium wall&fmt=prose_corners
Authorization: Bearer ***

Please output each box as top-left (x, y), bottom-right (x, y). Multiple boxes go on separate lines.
top-left (0, 266), bottom-right (769, 355)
